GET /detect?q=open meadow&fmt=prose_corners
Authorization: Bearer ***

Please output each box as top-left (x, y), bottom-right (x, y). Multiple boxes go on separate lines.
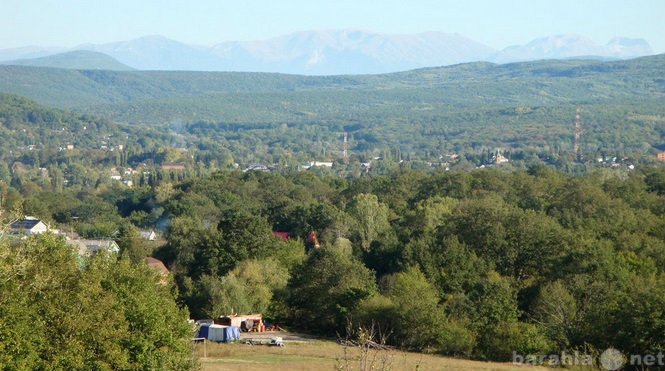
top-left (193, 340), bottom-right (556, 371)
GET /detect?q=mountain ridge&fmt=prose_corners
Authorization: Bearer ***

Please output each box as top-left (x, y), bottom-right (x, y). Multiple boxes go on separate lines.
top-left (490, 34), bottom-right (652, 63)
top-left (0, 50), bottom-right (134, 71)
top-left (0, 30), bottom-right (654, 75)
top-left (0, 54), bottom-right (662, 120)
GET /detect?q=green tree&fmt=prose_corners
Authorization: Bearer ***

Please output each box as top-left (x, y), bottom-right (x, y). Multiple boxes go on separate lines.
top-left (530, 280), bottom-right (578, 349)
top-left (287, 247), bottom-right (377, 333)
top-left (198, 258), bottom-right (290, 318)
top-left (609, 274), bottom-right (665, 355)
top-left (98, 255), bottom-right (196, 370)
top-left (388, 266), bottom-right (446, 351)
top-left (115, 222), bottom-right (153, 263)
top-left (347, 193), bottom-right (393, 251)
top-left (410, 196), bottom-right (459, 235)
top-left (447, 271), bottom-right (520, 360)
top-left (406, 236), bottom-right (488, 295)
top-left (161, 215), bottom-right (223, 278)
top-left (0, 233), bottom-right (197, 370)
top-left (0, 162), bottom-right (10, 184)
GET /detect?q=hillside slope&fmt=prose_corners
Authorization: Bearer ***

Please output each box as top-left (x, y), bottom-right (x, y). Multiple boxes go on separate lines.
top-left (0, 50), bottom-right (134, 71)
top-left (0, 54), bottom-right (662, 115)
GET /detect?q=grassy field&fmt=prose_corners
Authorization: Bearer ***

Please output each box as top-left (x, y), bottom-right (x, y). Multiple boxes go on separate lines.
top-left (193, 340), bottom-right (556, 371)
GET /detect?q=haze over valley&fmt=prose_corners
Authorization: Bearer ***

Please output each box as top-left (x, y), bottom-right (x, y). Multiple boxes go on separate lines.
top-left (0, 30), bottom-right (655, 75)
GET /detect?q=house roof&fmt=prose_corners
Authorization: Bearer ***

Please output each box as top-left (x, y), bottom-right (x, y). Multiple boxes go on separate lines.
top-left (9, 217), bottom-right (46, 231)
top-left (146, 257), bottom-right (169, 276)
top-left (139, 230), bottom-right (157, 240)
top-left (272, 231), bottom-right (289, 240)
top-left (161, 162), bottom-right (185, 170)
top-left (70, 239), bottom-right (119, 256)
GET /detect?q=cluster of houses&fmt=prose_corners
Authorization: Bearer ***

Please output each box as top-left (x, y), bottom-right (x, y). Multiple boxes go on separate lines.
top-left (4, 216), bottom-right (167, 280)
top-left (596, 156), bottom-right (636, 170)
top-left (109, 167), bottom-right (137, 187)
top-left (5, 216), bottom-right (121, 256)
top-left (108, 162), bottom-right (189, 187)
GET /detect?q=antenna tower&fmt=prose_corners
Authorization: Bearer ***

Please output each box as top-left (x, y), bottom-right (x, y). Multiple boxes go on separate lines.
top-left (343, 132), bottom-right (348, 158)
top-left (573, 106), bottom-right (581, 160)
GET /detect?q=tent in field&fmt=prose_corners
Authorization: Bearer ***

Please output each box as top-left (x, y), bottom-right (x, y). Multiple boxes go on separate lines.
top-left (197, 324), bottom-right (240, 342)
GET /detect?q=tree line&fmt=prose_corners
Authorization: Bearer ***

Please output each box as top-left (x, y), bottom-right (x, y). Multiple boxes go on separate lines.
top-left (152, 167), bottom-right (665, 361)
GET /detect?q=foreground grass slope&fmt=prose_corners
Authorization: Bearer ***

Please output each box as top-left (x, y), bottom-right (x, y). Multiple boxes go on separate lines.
top-left (193, 341), bottom-right (555, 371)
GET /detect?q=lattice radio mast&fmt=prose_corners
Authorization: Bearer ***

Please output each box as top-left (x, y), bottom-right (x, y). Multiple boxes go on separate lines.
top-left (573, 106), bottom-right (582, 160)
top-left (343, 132), bottom-right (348, 158)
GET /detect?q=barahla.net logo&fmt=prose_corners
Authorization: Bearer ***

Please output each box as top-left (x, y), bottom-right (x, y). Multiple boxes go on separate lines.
top-left (512, 350), bottom-right (593, 367)
top-left (512, 347), bottom-right (665, 370)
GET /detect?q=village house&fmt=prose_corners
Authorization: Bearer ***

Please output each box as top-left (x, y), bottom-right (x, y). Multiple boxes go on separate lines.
top-left (145, 256), bottom-right (169, 284)
top-left (109, 168), bottom-right (122, 181)
top-left (494, 152), bottom-right (509, 164)
top-left (161, 162), bottom-right (185, 171)
top-left (70, 239), bottom-right (120, 256)
top-left (244, 163), bottom-right (270, 172)
top-left (140, 230), bottom-right (157, 241)
top-left (8, 216), bottom-right (49, 235)
top-left (299, 161), bottom-right (335, 171)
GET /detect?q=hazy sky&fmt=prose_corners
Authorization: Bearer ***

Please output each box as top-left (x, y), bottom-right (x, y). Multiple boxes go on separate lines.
top-left (2, 0), bottom-right (664, 52)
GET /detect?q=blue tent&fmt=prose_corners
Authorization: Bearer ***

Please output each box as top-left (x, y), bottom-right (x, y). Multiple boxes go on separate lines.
top-left (222, 326), bottom-right (240, 342)
top-left (197, 324), bottom-right (240, 342)
top-left (197, 324), bottom-right (210, 339)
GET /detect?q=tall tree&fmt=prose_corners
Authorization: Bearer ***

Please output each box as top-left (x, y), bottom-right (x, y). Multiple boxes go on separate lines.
top-left (388, 266), bottom-right (446, 351)
top-left (287, 247), bottom-right (376, 333)
top-left (347, 193), bottom-right (393, 251)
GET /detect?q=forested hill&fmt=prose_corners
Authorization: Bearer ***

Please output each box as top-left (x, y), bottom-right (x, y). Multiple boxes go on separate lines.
top-left (0, 54), bottom-right (662, 115)
top-left (0, 93), bottom-right (173, 183)
top-left (0, 50), bottom-right (134, 71)
top-left (1, 55), bottom-right (664, 173)
top-left (0, 93), bottom-right (167, 151)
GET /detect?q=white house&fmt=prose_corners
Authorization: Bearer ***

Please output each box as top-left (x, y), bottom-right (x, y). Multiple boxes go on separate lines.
top-left (140, 230), bottom-right (157, 241)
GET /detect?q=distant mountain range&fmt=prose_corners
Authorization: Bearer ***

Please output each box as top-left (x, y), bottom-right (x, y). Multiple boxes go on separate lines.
top-left (0, 30), bottom-right (655, 75)
top-left (0, 50), bottom-right (134, 71)
top-left (490, 35), bottom-right (653, 64)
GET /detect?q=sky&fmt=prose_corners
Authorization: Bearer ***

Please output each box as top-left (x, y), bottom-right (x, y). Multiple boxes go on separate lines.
top-left (2, 0), bottom-right (664, 53)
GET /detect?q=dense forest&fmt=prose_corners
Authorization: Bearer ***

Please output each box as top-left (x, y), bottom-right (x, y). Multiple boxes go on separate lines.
top-left (159, 167), bottom-right (665, 360)
top-left (1, 54), bottom-right (665, 369)
top-left (2, 165), bottom-right (665, 368)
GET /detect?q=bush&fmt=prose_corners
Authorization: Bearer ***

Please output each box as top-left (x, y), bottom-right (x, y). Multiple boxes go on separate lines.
top-left (480, 321), bottom-right (553, 361)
